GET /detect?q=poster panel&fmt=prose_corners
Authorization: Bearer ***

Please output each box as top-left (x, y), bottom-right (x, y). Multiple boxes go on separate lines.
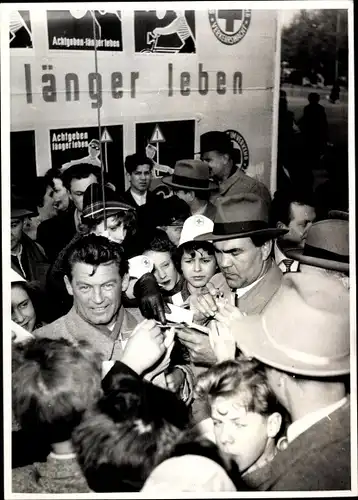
top-left (136, 120), bottom-right (195, 195)
top-left (10, 131), bottom-right (37, 189)
top-left (134, 10), bottom-right (196, 53)
top-left (49, 125), bottom-right (125, 192)
top-left (9, 11), bottom-right (32, 48)
top-left (47, 10), bottom-right (122, 51)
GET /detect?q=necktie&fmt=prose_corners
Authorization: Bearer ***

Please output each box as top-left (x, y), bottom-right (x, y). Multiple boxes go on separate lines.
top-left (282, 259), bottom-right (294, 273)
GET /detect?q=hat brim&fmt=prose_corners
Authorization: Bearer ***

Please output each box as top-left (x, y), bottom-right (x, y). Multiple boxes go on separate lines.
top-left (161, 176), bottom-right (218, 192)
top-left (11, 208), bottom-right (37, 218)
top-left (194, 227), bottom-right (288, 242)
top-left (328, 210), bottom-right (349, 221)
top-left (233, 315), bottom-right (350, 377)
top-left (285, 248), bottom-right (349, 273)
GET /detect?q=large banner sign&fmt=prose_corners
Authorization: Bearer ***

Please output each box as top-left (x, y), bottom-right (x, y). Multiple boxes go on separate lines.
top-left (10, 7), bottom-right (278, 191)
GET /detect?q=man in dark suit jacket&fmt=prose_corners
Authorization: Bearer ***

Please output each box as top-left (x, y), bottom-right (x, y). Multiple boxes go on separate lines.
top-left (11, 198), bottom-right (49, 290)
top-left (233, 272), bottom-right (351, 491)
top-left (122, 153), bottom-right (164, 236)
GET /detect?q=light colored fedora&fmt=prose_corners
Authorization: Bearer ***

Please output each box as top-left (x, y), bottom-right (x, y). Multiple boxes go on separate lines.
top-left (162, 159), bottom-right (218, 191)
top-left (178, 214), bottom-right (214, 247)
top-left (232, 272), bottom-right (350, 377)
top-left (195, 193), bottom-right (288, 242)
top-left (286, 219), bottom-right (349, 273)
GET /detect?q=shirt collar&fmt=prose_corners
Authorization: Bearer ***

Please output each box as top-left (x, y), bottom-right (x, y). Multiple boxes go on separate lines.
top-left (192, 203), bottom-right (208, 216)
top-left (287, 397), bottom-right (347, 444)
top-left (235, 274), bottom-right (265, 299)
top-left (74, 208), bottom-right (82, 231)
top-left (130, 189), bottom-right (147, 206)
top-left (274, 240), bottom-right (300, 272)
top-left (11, 243), bottom-right (23, 258)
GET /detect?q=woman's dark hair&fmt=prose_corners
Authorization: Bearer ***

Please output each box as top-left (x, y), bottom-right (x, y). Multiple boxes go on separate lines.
top-left (173, 241), bottom-right (216, 273)
top-left (143, 229), bottom-right (176, 255)
top-left (11, 280), bottom-right (49, 326)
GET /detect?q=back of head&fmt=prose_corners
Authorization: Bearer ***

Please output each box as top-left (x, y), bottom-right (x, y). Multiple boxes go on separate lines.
top-left (63, 233), bottom-right (129, 281)
top-left (12, 337), bottom-right (102, 444)
top-left (308, 92), bottom-right (320, 104)
top-left (62, 163), bottom-right (102, 191)
top-left (73, 408), bottom-right (182, 491)
top-left (155, 195), bottom-right (190, 227)
top-left (125, 153), bottom-right (153, 175)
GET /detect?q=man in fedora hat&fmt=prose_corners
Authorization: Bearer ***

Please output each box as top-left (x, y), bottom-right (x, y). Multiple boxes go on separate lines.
top-left (162, 160), bottom-right (218, 221)
top-left (199, 131), bottom-right (271, 207)
top-left (285, 218), bottom-right (349, 289)
top-left (11, 192), bottom-right (49, 289)
top-left (231, 272), bottom-right (351, 491)
top-left (176, 193), bottom-right (287, 368)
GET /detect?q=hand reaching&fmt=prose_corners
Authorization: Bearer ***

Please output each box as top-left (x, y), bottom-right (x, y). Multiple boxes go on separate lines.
top-left (208, 320), bottom-right (236, 363)
top-left (121, 319), bottom-right (166, 375)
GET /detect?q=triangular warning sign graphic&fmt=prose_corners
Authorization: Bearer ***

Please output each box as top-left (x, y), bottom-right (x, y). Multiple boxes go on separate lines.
top-left (101, 128), bottom-right (113, 143)
top-left (150, 124), bottom-right (166, 143)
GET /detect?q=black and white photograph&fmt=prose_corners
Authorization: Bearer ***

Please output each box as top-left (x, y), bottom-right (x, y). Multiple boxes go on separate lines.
top-left (2, 1), bottom-right (356, 497)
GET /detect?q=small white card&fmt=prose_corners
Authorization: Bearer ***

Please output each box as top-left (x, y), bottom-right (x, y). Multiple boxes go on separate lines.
top-left (165, 303), bottom-right (194, 324)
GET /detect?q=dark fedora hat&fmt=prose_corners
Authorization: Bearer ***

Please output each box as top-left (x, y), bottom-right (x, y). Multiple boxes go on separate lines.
top-left (162, 159), bottom-right (218, 191)
top-left (286, 219), bottom-right (349, 273)
top-left (195, 193), bottom-right (288, 242)
top-left (81, 183), bottom-right (133, 222)
top-left (197, 131), bottom-right (234, 156)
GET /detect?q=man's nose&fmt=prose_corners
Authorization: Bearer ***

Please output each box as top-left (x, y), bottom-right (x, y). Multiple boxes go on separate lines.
top-left (92, 287), bottom-right (104, 304)
top-left (220, 253), bottom-right (232, 268)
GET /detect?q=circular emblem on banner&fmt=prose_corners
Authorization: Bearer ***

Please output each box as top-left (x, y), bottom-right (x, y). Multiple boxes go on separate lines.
top-left (225, 129), bottom-right (249, 171)
top-left (208, 10), bottom-right (251, 45)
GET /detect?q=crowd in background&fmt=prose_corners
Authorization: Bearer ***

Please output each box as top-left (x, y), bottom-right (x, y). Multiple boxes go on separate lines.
top-left (10, 121), bottom-right (351, 493)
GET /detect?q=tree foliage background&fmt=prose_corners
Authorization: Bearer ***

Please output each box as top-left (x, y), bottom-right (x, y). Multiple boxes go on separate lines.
top-left (281, 9), bottom-right (348, 84)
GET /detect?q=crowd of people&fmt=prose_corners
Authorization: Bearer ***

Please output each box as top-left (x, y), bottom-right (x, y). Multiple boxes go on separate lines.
top-left (10, 127), bottom-right (351, 493)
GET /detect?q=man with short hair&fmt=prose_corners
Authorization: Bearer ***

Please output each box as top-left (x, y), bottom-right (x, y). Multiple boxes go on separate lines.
top-left (162, 159), bottom-right (218, 221)
top-left (199, 131), bottom-right (271, 208)
top-left (34, 234), bottom-right (171, 381)
top-left (123, 153), bottom-right (163, 233)
top-left (231, 272), bottom-right (350, 491)
top-left (37, 164), bottom-right (101, 261)
top-left (270, 189), bottom-right (316, 273)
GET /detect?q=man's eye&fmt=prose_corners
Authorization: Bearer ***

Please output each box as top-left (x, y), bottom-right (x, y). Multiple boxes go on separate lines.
top-left (213, 420), bottom-right (221, 427)
top-left (79, 285), bottom-right (90, 291)
top-left (163, 263), bottom-right (170, 268)
top-left (183, 259), bottom-right (193, 264)
top-left (202, 259), bottom-right (212, 264)
top-left (20, 301), bottom-right (29, 309)
top-left (103, 283), bottom-right (115, 290)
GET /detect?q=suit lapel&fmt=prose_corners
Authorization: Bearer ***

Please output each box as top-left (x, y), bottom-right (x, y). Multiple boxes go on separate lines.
top-left (238, 261), bottom-right (283, 314)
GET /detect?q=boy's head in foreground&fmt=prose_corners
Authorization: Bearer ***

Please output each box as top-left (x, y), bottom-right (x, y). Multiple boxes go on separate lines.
top-left (195, 359), bottom-right (284, 475)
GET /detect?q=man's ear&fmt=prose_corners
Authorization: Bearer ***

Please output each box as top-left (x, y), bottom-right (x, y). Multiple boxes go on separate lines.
top-left (266, 412), bottom-right (283, 439)
top-left (261, 239), bottom-right (273, 260)
top-left (64, 275), bottom-right (74, 296)
top-left (121, 273), bottom-right (130, 293)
